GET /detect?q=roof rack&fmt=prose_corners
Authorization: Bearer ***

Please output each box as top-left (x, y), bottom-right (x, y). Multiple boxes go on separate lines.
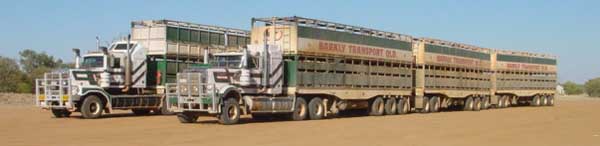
top-left (419, 37), bottom-right (490, 53)
top-left (252, 16), bottom-right (414, 42)
top-left (131, 19), bottom-right (250, 37)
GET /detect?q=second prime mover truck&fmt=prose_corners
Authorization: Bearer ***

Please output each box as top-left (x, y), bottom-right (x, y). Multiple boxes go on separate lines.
top-left (35, 20), bottom-right (250, 118)
top-left (166, 16), bottom-right (557, 125)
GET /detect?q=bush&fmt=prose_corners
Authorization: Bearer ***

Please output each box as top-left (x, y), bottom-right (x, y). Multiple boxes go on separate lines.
top-left (0, 56), bottom-right (26, 93)
top-left (585, 78), bottom-right (600, 97)
top-left (562, 81), bottom-right (584, 95)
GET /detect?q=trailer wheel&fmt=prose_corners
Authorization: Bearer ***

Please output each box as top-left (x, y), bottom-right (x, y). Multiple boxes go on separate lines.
top-left (541, 95), bottom-right (548, 106)
top-left (51, 109), bottom-right (71, 118)
top-left (369, 97), bottom-right (385, 116)
top-left (473, 97), bottom-right (481, 111)
top-left (547, 96), bottom-right (555, 106)
top-left (419, 97), bottom-right (431, 113)
top-left (384, 98), bottom-right (397, 115)
top-left (289, 97), bottom-right (307, 121)
top-left (504, 96), bottom-right (511, 108)
top-left (463, 97), bottom-right (474, 111)
top-left (397, 97), bottom-right (410, 115)
top-left (481, 96), bottom-right (490, 110)
top-left (429, 96), bottom-right (440, 113)
top-left (80, 95), bottom-right (104, 119)
top-left (497, 96), bottom-right (505, 108)
top-left (218, 98), bottom-right (241, 125)
top-left (177, 112), bottom-right (198, 123)
top-left (308, 97), bottom-right (324, 120)
top-left (531, 95), bottom-right (541, 106)
top-left (132, 109), bottom-right (151, 115)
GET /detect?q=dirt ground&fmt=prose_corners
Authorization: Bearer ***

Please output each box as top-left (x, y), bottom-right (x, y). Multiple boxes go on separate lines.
top-left (1, 96), bottom-right (599, 146)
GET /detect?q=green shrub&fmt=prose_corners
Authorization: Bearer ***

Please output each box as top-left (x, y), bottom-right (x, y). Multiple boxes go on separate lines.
top-left (562, 81), bottom-right (584, 95)
top-left (585, 78), bottom-right (600, 97)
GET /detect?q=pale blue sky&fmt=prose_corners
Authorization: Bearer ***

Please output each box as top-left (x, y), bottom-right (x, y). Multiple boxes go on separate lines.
top-left (1, 0), bottom-right (598, 83)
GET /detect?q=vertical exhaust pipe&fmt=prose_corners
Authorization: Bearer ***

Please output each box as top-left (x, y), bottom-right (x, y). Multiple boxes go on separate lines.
top-left (122, 35), bottom-right (132, 92)
top-left (203, 47), bottom-right (209, 64)
top-left (72, 48), bottom-right (80, 69)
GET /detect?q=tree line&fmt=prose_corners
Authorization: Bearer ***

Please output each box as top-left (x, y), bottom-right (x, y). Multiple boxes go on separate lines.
top-left (0, 49), bottom-right (72, 93)
top-left (562, 79), bottom-right (600, 97)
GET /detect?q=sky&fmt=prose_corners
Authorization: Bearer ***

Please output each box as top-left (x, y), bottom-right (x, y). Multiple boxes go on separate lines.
top-left (0, 0), bottom-right (598, 83)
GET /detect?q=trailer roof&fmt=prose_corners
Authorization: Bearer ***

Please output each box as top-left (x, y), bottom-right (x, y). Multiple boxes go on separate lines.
top-left (495, 49), bottom-right (557, 59)
top-left (419, 37), bottom-right (491, 54)
top-left (252, 16), bottom-right (414, 42)
top-left (131, 19), bottom-right (250, 37)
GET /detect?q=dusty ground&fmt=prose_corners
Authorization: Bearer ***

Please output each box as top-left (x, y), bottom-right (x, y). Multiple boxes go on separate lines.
top-left (1, 96), bottom-right (599, 146)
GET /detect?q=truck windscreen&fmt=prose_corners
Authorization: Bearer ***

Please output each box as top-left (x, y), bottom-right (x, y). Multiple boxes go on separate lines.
top-left (81, 56), bottom-right (104, 68)
top-left (212, 56), bottom-right (241, 68)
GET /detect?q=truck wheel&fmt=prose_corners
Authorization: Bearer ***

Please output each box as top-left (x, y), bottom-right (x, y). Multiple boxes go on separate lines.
top-left (463, 97), bottom-right (474, 111)
top-left (51, 109), bottom-right (71, 118)
top-left (218, 98), bottom-right (241, 125)
top-left (481, 96), bottom-right (490, 110)
top-left (132, 109), bottom-right (151, 115)
top-left (290, 97), bottom-right (307, 121)
top-left (177, 113), bottom-right (198, 123)
top-left (429, 96), bottom-right (440, 113)
top-left (369, 97), bottom-right (385, 116)
top-left (531, 96), bottom-right (541, 106)
top-left (473, 97), bottom-right (481, 111)
top-left (397, 98), bottom-right (410, 115)
top-left (80, 95), bottom-right (104, 119)
top-left (541, 95), bottom-right (548, 106)
top-left (497, 96), bottom-right (505, 108)
top-left (308, 97), bottom-right (324, 120)
top-left (384, 98), bottom-right (397, 115)
top-left (547, 96), bottom-right (555, 106)
top-left (504, 96), bottom-right (511, 108)
top-left (420, 97), bottom-right (431, 113)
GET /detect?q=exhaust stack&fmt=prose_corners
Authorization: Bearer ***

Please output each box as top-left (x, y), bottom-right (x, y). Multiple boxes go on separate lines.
top-left (122, 35), bottom-right (132, 92)
top-left (72, 48), bottom-right (80, 69)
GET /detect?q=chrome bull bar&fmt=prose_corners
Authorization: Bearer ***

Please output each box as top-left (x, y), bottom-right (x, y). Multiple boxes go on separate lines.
top-left (35, 72), bottom-right (75, 109)
top-left (166, 72), bottom-right (220, 114)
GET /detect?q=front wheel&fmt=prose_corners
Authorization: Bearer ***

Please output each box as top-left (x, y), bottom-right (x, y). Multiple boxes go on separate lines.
top-left (218, 98), bottom-right (240, 125)
top-left (51, 109), bottom-right (71, 118)
top-left (177, 112), bottom-right (198, 123)
top-left (80, 95), bottom-right (104, 119)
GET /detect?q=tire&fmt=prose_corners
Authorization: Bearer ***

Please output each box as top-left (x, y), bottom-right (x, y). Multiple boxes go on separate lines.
top-left (531, 96), bottom-right (541, 106)
top-left (289, 97), bottom-right (307, 121)
top-left (541, 96), bottom-right (548, 106)
top-left (368, 97), bottom-right (385, 116)
top-left (463, 97), bottom-right (474, 111)
top-left (384, 98), bottom-right (397, 115)
top-left (481, 96), bottom-right (490, 110)
top-left (420, 97), bottom-right (431, 113)
top-left (547, 96), bottom-right (555, 106)
top-left (177, 112), bottom-right (198, 123)
top-left (132, 109), bottom-right (151, 115)
top-left (504, 96), bottom-right (511, 108)
top-left (308, 97), bottom-right (325, 120)
top-left (497, 96), bottom-right (505, 108)
top-left (218, 98), bottom-right (241, 125)
top-left (80, 95), bottom-right (104, 119)
top-left (51, 109), bottom-right (71, 118)
top-left (473, 97), bottom-right (481, 111)
top-left (397, 98), bottom-right (410, 115)
top-left (429, 96), bottom-right (440, 113)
